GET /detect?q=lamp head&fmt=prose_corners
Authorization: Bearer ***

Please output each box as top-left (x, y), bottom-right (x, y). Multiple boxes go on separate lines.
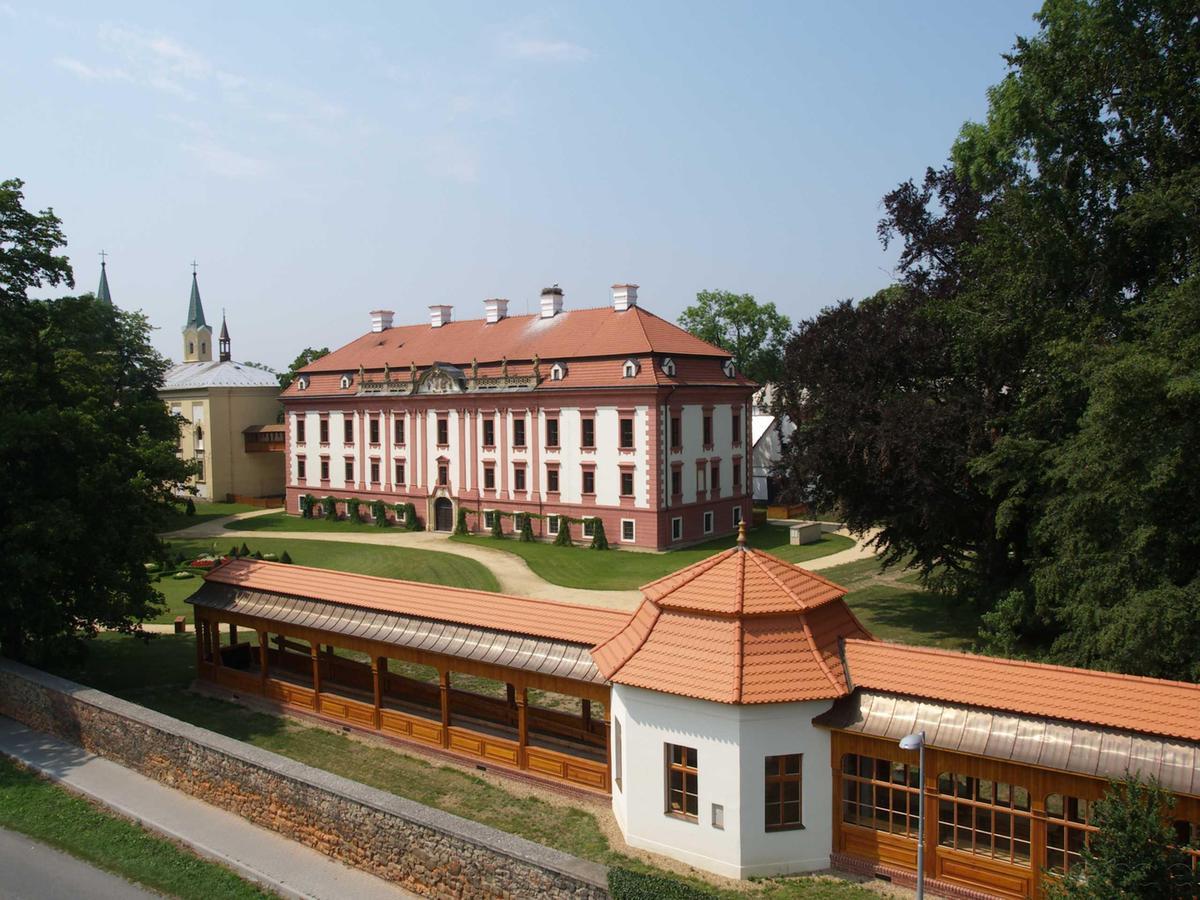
top-left (899, 731), bottom-right (925, 751)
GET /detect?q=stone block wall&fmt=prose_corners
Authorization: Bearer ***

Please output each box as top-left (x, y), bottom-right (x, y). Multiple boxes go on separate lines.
top-left (0, 658), bottom-right (609, 899)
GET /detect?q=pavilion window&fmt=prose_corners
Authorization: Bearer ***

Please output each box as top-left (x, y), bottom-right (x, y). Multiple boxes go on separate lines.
top-left (394, 461), bottom-right (405, 485)
top-left (438, 464), bottom-right (449, 487)
top-left (547, 515), bottom-right (560, 535)
top-left (702, 414), bottom-right (713, 447)
top-left (344, 419), bottom-right (354, 443)
top-left (320, 459), bottom-right (330, 481)
top-left (369, 418), bottom-right (380, 444)
top-left (671, 469), bottom-right (682, 497)
top-left (1046, 793), bottom-right (1097, 876)
top-left (582, 469), bottom-right (595, 495)
top-left (665, 743), bottom-right (699, 821)
top-left (765, 754), bottom-right (803, 831)
top-left (937, 771), bottom-right (1032, 866)
top-left (394, 418), bottom-right (405, 445)
top-left (710, 462), bottom-right (720, 495)
top-left (732, 412), bottom-right (741, 445)
top-left (841, 753), bottom-right (921, 837)
top-left (620, 470), bottom-right (634, 497)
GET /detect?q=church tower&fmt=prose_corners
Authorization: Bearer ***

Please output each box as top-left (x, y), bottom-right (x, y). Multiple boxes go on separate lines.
top-left (182, 271), bottom-right (213, 363)
top-left (96, 257), bottom-right (112, 305)
top-left (218, 312), bottom-right (231, 362)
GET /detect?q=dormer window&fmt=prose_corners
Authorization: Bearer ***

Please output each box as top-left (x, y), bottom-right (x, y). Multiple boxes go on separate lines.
top-left (723, 359), bottom-right (736, 378)
top-left (661, 357), bottom-right (676, 377)
top-left (297, 375), bottom-right (309, 391)
top-left (339, 373), bottom-right (353, 390)
top-left (550, 362), bottom-right (567, 381)
top-left (622, 359), bottom-right (640, 378)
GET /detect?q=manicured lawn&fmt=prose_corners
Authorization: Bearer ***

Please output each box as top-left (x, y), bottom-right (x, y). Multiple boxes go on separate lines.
top-left (0, 755), bottom-right (270, 899)
top-left (449, 525), bottom-right (855, 590)
top-left (160, 501), bottom-right (261, 533)
top-left (147, 536), bottom-right (500, 624)
top-left (45, 635), bottom-right (874, 899)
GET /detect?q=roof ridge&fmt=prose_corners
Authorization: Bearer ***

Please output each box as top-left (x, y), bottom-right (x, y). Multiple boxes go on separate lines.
top-left (732, 616), bottom-right (745, 702)
top-left (799, 607), bottom-right (847, 695)
top-left (752, 549), bottom-right (849, 597)
top-left (638, 546), bottom-right (736, 596)
top-left (747, 551), bottom-right (803, 607)
top-left (589, 599), bottom-right (661, 677)
top-left (844, 638), bottom-right (1200, 692)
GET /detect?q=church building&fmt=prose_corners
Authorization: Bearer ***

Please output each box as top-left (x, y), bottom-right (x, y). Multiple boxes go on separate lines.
top-left (160, 271), bottom-right (285, 502)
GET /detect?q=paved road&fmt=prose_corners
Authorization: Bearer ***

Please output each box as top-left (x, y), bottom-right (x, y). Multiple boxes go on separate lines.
top-left (0, 827), bottom-right (160, 900)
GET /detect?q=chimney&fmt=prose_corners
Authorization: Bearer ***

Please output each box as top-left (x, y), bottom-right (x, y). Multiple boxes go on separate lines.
top-left (484, 298), bottom-right (509, 324)
top-left (612, 284), bottom-right (639, 312)
top-left (370, 309), bottom-right (395, 332)
top-left (429, 305), bottom-right (453, 328)
top-left (540, 284), bottom-right (564, 319)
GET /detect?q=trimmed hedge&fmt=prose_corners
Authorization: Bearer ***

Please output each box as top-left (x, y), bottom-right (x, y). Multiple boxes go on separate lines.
top-left (554, 517), bottom-right (572, 546)
top-left (454, 507), bottom-right (469, 535)
top-left (607, 868), bottom-right (714, 899)
top-left (590, 517), bottom-right (609, 550)
top-left (519, 514), bottom-right (535, 542)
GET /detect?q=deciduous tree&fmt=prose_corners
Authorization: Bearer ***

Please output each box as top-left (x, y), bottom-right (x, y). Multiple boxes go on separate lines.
top-left (679, 290), bottom-right (790, 385)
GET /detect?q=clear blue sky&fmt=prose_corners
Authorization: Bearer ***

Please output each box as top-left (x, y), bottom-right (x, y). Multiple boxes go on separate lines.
top-left (2, 1), bottom-right (1042, 369)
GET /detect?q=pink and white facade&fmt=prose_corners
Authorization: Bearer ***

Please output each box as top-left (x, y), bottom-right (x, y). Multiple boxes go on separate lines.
top-left (281, 285), bottom-right (756, 548)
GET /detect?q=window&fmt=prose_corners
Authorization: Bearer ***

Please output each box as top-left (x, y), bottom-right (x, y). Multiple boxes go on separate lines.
top-left (710, 462), bottom-right (721, 495)
top-left (546, 467), bottom-right (559, 493)
top-left (712, 804), bottom-right (724, 830)
top-left (697, 465), bottom-right (707, 495)
top-left (547, 515), bottom-right (560, 535)
top-left (549, 362), bottom-right (566, 381)
top-left (483, 419), bottom-right (495, 446)
top-left (484, 510), bottom-right (496, 529)
top-left (297, 458), bottom-right (307, 480)
top-left (513, 513), bottom-right (525, 531)
top-left (394, 418), bottom-right (405, 444)
top-left (319, 419), bottom-right (329, 444)
top-left (666, 744), bottom-right (699, 820)
top-left (620, 470), bottom-right (634, 496)
top-left (344, 460), bottom-right (354, 481)
top-left (339, 373), bottom-right (352, 389)
top-left (937, 772), bottom-right (1032, 866)
top-left (621, 519), bottom-right (635, 542)
top-left (437, 417), bottom-right (448, 445)
top-left (484, 465), bottom-right (495, 490)
top-left (1046, 794), bottom-right (1096, 876)
top-left (614, 718), bottom-right (623, 791)
top-left (733, 459), bottom-right (742, 489)
top-left (194, 450), bottom-right (207, 481)
top-left (723, 359), bottom-right (736, 377)
top-left (670, 416), bottom-right (681, 450)
top-left (297, 419), bottom-right (306, 443)
top-left (1173, 820), bottom-right (1200, 874)
top-left (732, 506), bottom-right (743, 527)
top-left (702, 414), bottom-right (713, 447)
top-left (514, 465), bottom-right (526, 491)
top-left (546, 418), bottom-right (559, 447)
top-left (661, 357), bottom-right (676, 376)
top-left (765, 755), bottom-right (804, 831)
top-left (320, 459), bottom-right (330, 481)
top-left (841, 753), bottom-right (921, 837)
top-left (671, 469), bottom-right (682, 497)
top-left (513, 418), bottom-right (526, 448)
top-left (297, 374), bottom-right (309, 390)
top-left (437, 464), bottom-right (448, 486)
top-left (582, 518), bottom-right (596, 538)
top-left (671, 517), bottom-right (683, 541)
top-left (619, 418), bottom-right (634, 449)
top-left (344, 419), bottom-right (354, 443)
top-left (622, 359), bottom-right (639, 378)
top-left (581, 417), bottom-right (595, 448)
top-left (582, 469), bottom-right (595, 495)
top-left (703, 511), bottom-right (714, 534)
top-left (732, 412), bottom-right (741, 444)
top-left (369, 418), bottom-right (380, 444)
top-left (394, 461), bottom-right (405, 485)
top-left (370, 461), bottom-right (380, 483)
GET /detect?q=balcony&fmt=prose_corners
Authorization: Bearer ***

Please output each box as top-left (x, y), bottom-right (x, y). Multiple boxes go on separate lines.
top-left (243, 423), bottom-right (286, 453)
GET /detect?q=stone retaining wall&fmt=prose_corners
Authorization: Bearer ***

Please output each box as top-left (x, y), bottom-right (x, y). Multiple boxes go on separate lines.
top-left (0, 658), bottom-right (609, 899)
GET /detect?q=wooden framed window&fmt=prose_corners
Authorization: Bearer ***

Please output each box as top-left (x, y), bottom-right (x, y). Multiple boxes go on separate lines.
top-left (320, 459), bottom-right (330, 481)
top-left (437, 463), bottom-right (449, 486)
top-left (482, 419), bottom-right (495, 447)
top-left (937, 771), bottom-right (1033, 866)
top-left (581, 417), bottom-right (595, 449)
top-left (344, 418), bottom-right (354, 443)
top-left (840, 753), bottom-right (921, 837)
top-left (319, 419), bottom-right (329, 444)
top-left (1046, 793), bottom-right (1097, 876)
top-left (344, 459), bottom-right (354, 481)
top-left (670, 468), bottom-right (682, 497)
top-left (514, 465), bottom-right (526, 491)
top-left (621, 519), bottom-right (635, 542)
top-left (513, 418), bottom-right (526, 448)
top-left (702, 414), bottom-right (713, 448)
top-left (671, 516), bottom-right (683, 541)
top-left (582, 469), bottom-right (595, 495)
top-left (297, 458), bottom-right (306, 479)
top-left (369, 418), bottom-right (380, 444)
top-left (765, 754), bottom-right (803, 831)
top-left (670, 415), bottom-right (681, 450)
top-left (732, 412), bottom-right (741, 446)
top-left (546, 467), bottom-right (559, 493)
top-left (620, 470), bottom-right (634, 497)
top-left (732, 506), bottom-right (743, 527)
top-left (710, 461), bottom-right (721, 495)
top-left (297, 419), bottom-right (306, 443)
top-left (547, 515), bottom-right (560, 535)
top-left (394, 461), bottom-right (405, 485)
top-left (619, 418), bottom-right (634, 449)
top-left (370, 461), bottom-right (380, 484)
top-left (546, 418), bottom-right (559, 448)
top-left (483, 465), bottom-right (495, 490)
top-left (436, 417), bottom-right (449, 445)
top-left (1173, 820), bottom-right (1200, 875)
top-left (394, 418), bottom-right (405, 445)
top-left (665, 743), bottom-right (699, 821)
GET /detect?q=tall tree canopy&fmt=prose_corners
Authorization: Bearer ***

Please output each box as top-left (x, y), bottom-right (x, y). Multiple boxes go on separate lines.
top-left (678, 290), bottom-right (791, 385)
top-left (278, 346), bottom-right (330, 389)
top-left (0, 179), bottom-right (192, 661)
top-left (776, 0), bottom-right (1200, 678)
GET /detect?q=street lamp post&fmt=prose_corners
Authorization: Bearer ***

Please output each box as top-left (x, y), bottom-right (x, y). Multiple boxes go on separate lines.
top-left (899, 730), bottom-right (926, 899)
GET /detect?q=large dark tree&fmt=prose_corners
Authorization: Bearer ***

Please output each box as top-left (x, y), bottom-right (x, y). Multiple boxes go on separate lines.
top-left (0, 179), bottom-right (193, 661)
top-left (776, 0), bottom-right (1200, 676)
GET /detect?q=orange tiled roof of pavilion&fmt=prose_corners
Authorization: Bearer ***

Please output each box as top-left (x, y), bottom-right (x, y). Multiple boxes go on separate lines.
top-left (282, 305), bottom-right (751, 396)
top-left (591, 527), bottom-right (874, 704)
top-left (842, 639), bottom-right (1200, 743)
top-left (205, 559), bottom-right (630, 647)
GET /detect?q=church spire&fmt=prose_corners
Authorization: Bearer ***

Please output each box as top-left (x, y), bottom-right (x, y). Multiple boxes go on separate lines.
top-left (219, 310), bottom-right (231, 362)
top-left (181, 263), bottom-right (213, 363)
top-left (185, 268), bottom-right (208, 329)
top-left (96, 255), bottom-right (112, 305)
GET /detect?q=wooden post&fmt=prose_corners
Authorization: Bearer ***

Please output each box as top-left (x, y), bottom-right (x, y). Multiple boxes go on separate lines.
top-left (439, 668), bottom-right (451, 747)
top-left (602, 702), bottom-right (612, 792)
top-left (311, 644), bottom-right (322, 713)
top-left (229, 622), bottom-right (237, 646)
top-left (194, 614), bottom-right (204, 671)
top-left (210, 619), bottom-right (222, 667)
top-left (581, 698), bottom-right (591, 734)
top-left (506, 683), bottom-right (516, 705)
top-left (371, 657), bottom-right (383, 730)
top-left (258, 630), bottom-right (269, 692)
top-left (923, 751), bottom-right (939, 884)
top-left (324, 643), bottom-right (335, 683)
top-left (517, 688), bottom-right (528, 770)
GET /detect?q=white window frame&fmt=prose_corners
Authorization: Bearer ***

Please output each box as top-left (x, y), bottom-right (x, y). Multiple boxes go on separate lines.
top-left (549, 362), bottom-right (566, 381)
top-left (703, 510), bottom-right (714, 534)
top-left (339, 373), bottom-right (352, 389)
top-left (547, 515), bottom-right (560, 535)
top-left (620, 519), bottom-right (635, 543)
top-left (661, 357), bottom-right (676, 376)
top-left (513, 512), bottom-right (525, 531)
top-left (671, 516), bottom-right (683, 541)
top-left (483, 510), bottom-right (496, 529)
top-left (582, 518), bottom-right (596, 538)
top-left (622, 358), bottom-right (639, 378)
top-left (297, 375), bottom-right (309, 390)
top-left (723, 359), bottom-right (736, 378)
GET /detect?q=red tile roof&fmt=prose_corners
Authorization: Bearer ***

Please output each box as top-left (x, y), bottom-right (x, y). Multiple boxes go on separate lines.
top-left (205, 559), bottom-right (630, 647)
top-left (591, 536), bottom-right (873, 704)
top-left (842, 640), bottom-right (1200, 743)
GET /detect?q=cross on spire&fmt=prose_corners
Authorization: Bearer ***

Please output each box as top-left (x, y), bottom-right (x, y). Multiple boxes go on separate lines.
top-left (98, 249), bottom-right (108, 265)
top-left (191, 259), bottom-right (199, 275)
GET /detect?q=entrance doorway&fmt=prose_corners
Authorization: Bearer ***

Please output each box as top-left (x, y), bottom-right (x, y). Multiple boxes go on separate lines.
top-left (434, 497), bottom-right (454, 532)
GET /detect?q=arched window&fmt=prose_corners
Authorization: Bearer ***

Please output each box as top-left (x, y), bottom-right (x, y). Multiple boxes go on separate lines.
top-left (297, 375), bottom-right (309, 391)
top-left (622, 358), bottom-right (639, 378)
top-left (937, 772), bottom-right (1032, 866)
top-left (550, 362), bottom-right (566, 381)
top-left (339, 373), bottom-right (352, 390)
top-left (661, 357), bottom-right (676, 376)
top-left (188, 342), bottom-right (194, 355)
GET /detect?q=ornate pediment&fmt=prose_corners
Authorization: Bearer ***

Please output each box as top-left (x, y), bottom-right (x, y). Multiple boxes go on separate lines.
top-left (416, 364), bottom-right (466, 395)
top-left (357, 361), bottom-right (537, 395)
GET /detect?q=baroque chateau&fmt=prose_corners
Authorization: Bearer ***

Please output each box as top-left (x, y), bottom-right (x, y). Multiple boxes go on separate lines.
top-left (282, 284), bottom-right (757, 548)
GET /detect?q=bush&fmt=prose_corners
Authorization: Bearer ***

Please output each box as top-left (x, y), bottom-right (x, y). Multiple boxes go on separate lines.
top-left (262, 553), bottom-right (278, 561)
top-left (589, 518), bottom-right (609, 550)
top-left (454, 507), bottom-right (469, 535)
top-left (519, 514), bottom-right (534, 542)
top-left (490, 512), bottom-right (504, 539)
top-left (239, 542), bottom-right (250, 557)
top-left (346, 497), bottom-right (360, 522)
top-left (554, 517), bottom-right (572, 546)
top-left (372, 499), bottom-right (387, 527)
top-left (299, 493), bottom-right (315, 519)
top-left (394, 503), bottom-right (406, 525)
top-left (171, 571), bottom-right (195, 580)
top-left (403, 502), bottom-right (423, 532)
top-left (252, 550), bottom-right (263, 560)
top-left (608, 867), bottom-right (713, 900)
top-left (321, 495), bottom-right (336, 519)
top-left (280, 550), bottom-right (293, 564)
top-left (184, 497), bottom-right (196, 516)
top-left (143, 562), bottom-right (160, 572)
top-left (229, 545), bottom-right (239, 558)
